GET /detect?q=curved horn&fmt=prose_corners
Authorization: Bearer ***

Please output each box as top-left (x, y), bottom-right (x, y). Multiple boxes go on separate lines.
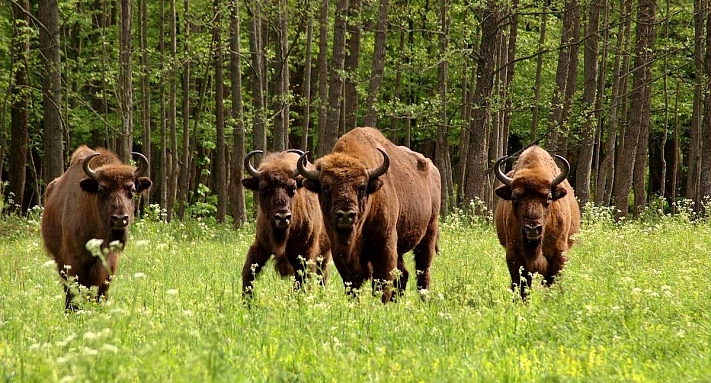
top-left (244, 150), bottom-right (263, 178)
top-left (366, 148), bottom-right (390, 180)
top-left (493, 156), bottom-right (513, 187)
top-left (297, 152), bottom-right (320, 180)
top-left (551, 155), bottom-right (570, 187)
top-left (82, 153), bottom-right (101, 180)
top-left (286, 149), bottom-right (304, 156)
top-left (131, 152), bottom-right (149, 177)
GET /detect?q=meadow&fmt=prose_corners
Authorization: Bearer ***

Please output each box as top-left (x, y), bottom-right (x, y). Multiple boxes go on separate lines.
top-left (0, 205), bottom-right (709, 382)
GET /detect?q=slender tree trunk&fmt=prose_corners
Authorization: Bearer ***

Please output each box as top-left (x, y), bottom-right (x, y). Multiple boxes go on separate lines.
top-left (9, 0), bottom-right (30, 213)
top-left (272, 0), bottom-right (288, 152)
top-left (301, 13), bottom-right (314, 150)
top-left (343, 0), bottom-right (362, 132)
top-left (613, 0), bottom-right (655, 220)
top-left (687, 0), bottom-right (705, 208)
top-left (117, 0), bottom-right (133, 161)
top-left (316, 0), bottom-right (329, 157)
top-left (463, 0), bottom-right (499, 211)
top-left (321, 0), bottom-right (349, 155)
top-left (159, 0), bottom-right (169, 212)
top-left (575, 0), bottom-right (600, 206)
top-left (436, 0), bottom-right (451, 215)
top-left (501, 0), bottom-right (518, 155)
top-left (671, 80), bottom-right (680, 214)
top-left (38, 0), bottom-right (64, 184)
top-left (230, 0), bottom-right (247, 227)
top-left (166, 0), bottom-right (179, 221)
top-left (178, 0), bottom-right (191, 220)
top-left (591, 0), bottom-right (609, 200)
top-left (248, 5), bottom-right (266, 155)
top-left (214, 0), bottom-right (227, 223)
top-left (363, 0), bottom-right (389, 128)
top-left (389, 30), bottom-right (405, 142)
top-left (530, 0), bottom-right (548, 141)
top-left (140, 0), bottom-right (151, 207)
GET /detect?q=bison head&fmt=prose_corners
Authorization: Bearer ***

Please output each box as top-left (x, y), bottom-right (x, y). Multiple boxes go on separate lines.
top-left (80, 152), bottom-right (152, 232)
top-left (297, 149), bottom-right (389, 233)
top-left (241, 150), bottom-right (304, 230)
top-left (494, 154), bottom-right (569, 243)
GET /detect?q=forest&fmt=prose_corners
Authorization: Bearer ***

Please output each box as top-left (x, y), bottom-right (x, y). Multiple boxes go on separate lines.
top-left (0, 0), bottom-right (709, 225)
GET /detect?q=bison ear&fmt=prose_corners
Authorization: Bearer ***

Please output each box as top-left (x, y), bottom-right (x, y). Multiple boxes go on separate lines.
top-left (294, 176), bottom-right (305, 189)
top-left (80, 178), bottom-right (100, 193)
top-left (136, 177), bottom-right (153, 193)
top-left (367, 179), bottom-right (383, 194)
top-left (551, 185), bottom-right (568, 200)
top-left (495, 184), bottom-right (513, 200)
top-left (303, 179), bottom-right (321, 193)
top-left (242, 177), bottom-right (259, 191)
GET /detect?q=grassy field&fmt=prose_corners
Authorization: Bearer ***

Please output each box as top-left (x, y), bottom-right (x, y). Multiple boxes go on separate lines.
top-left (1, 206), bottom-right (710, 382)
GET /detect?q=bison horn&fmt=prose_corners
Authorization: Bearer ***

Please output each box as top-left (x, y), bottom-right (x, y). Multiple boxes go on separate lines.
top-left (244, 150), bottom-right (263, 179)
top-left (551, 155), bottom-right (570, 187)
top-left (82, 153), bottom-right (101, 180)
top-left (297, 152), bottom-right (320, 181)
top-left (494, 155), bottom-right (513, 187)
top-left (366, 148), bottom-right (390, 180)
top-left (286, 149), bottom-right (305, 177)
top-left (131, 152), bottom-right (149, 177)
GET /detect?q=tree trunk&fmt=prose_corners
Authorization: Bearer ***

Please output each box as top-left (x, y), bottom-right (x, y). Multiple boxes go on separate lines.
top-left (463, 0), bottom-right (499, 211)
top-left (320, 0), bottom-right (349, 156)
top-left (272, 0), bottom-right (288, 152)
top-left (301, 14), bottom-right (314, 150)
top-left (316, 0), bottom-right (329, 157)
top-left (140, 0), bottom-right (151, 207)
top-left (344, 0), bottom-right (362, 132)
top-left (531, 0), bottom-right (548, 141)
top-left (214, 0), bottom-right (227, 223)
top-left (8, 0), bottom-right (30, 213)
top-left (230, 0), bottom-right (247, 227)
top-left (117, 0), bottom-right (133, 161)
top-left (248, 5), bottom-right (266, 155)
top-left (613, 0), bottom-right (655, 220)
top-left (686, 0), bottom-right (705, 208)
top-left (159, 0), bottom-right (168, 212)
top-left (436, 0), bottom-right (450, 215)
top-left (363, 0), bottom-right (389, 128)
top-left (38, 0), bottom-right (64, 184)
top-left (166, 0), bottom-right (179, 221)
top-left (178, 0), bottom-right (191, 220)
top-left (575, 0), bottom-right (600, 206)
top-left (699, 8), bottom-right (711, 211)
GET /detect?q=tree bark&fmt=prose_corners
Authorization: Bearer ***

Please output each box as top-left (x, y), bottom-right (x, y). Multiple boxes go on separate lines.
top-left (436, 0), bottom-right (451, 215)
top-left (531, 0), bottom-right (548, 141)
top-left (301, 13), bottom-right (314, 150)
top-left (344, 0), bottom-right (362, 132)
top-left (117, 0), bottom-right (133, 162)
top-left (699, 7), bottom-right (711, 211)
top-left (272, 0), bottom-right (289, 152)
top-left (613, 0), bottom-right (655, 220)
top-left (320, 0), bottom-right (349, 156)
top-left (463, 0), bottom-right (499, 211)
top-left (8, 0), bottom-right (30, 213)
top-left (363, 0), bottom-right (389, 128)
top-left (686, 0), bottom-right (706, 208)
top-left (230, 0), bottom-right (247, 227)
top-left (38, 0), bottom-right (64, 184)
top-left (214, 0), bottom-right (227, 223)
top-left (316, 0), bottom-right (329, 156)
top-left (248, 5), bottom-right (266, 155)
top-left (166, 0), bottom-right (179, 221)
top-left (178, 0), bottom-right (191, 220)
top-left (140, 0), bottom-right (151, 207)
top-left (575, 0), bottom-right (600, 206)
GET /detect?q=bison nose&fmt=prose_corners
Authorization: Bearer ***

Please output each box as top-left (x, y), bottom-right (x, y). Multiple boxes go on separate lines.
top-left (273, 211), bottom-right (292, 229)
top-left (111, 214), bottom-right (129, 229)
top-left (523, 223), bottom-right (542, 240)
top-left (335, 209), bottom-right (357, 229)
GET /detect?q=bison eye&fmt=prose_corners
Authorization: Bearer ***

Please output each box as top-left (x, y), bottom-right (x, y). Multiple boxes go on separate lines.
top-left (357, 185), bottom-right (367, 199)
top-left (321, 184), bottom-right (331, 194)
top-left (259, 187), bottom-right (271, 197)
top-left (287, 186), bottom-right (296, 197)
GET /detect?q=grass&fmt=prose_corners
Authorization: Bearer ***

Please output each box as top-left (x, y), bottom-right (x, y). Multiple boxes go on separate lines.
top-left (0, 207), bottom-right (710, 382)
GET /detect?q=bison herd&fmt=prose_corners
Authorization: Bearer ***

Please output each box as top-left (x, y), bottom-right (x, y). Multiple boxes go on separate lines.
top-left (41, 127), bottom-right (580, 310)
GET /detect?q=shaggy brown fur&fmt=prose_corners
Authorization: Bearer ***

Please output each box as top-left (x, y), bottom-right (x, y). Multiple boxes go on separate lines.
top-left (241, 151), bottom-right (331, 296)
top-left (300, 127), bottom-right (441, 303)
top-left (41, 146), bottom-right (152, 310)
top-left (494, 145), bottom-right (580, 299)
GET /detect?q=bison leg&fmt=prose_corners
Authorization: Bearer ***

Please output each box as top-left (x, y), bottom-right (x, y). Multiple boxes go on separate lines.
top-left (413, 231), bottom-right (437, 292)
top-left (542, 251), bottom-right (567, 287)
top-left (371, 251), bottom-right (398, 304)
top-left (242, 243), bottom-right (272, 297)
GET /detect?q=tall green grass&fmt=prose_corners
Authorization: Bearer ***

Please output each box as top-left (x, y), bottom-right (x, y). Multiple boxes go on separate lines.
top-left (1, 207), bottom-right (709, 382)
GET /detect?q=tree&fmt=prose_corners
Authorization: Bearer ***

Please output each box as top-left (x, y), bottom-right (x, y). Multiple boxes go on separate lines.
top-left (8, 0), bottom-right (31, 213)
top-left (363, 0), bottom-right (389, 128)
top-left (613, 0), bottom-right (655, 219)
top-left (214, 0), bottom-right (227, 223)
top-left (248, 4), bottom-right (266, 155)
top-left (139, 0), bottom-right (152, 207)
top-left (575, 0), bottom-right (601, 206)
top-left (320, 0), bottom-right (349, 156)
top-left (178, 0), bottom-right (191, 220)
top-left (316, 0), bottom-right (329, 156)
top-left (166, 0), bottom-right (179, 221)
top-left (38, 0), bottom-right (64, 185)
top-left (230, 0), bottom-right (247, 227)
top-left (343, 0), bottom-right (362, 131)
top-left (117, 0), bottom-right (134, 162)
top-left (436, 0), bottom-right (451, 215)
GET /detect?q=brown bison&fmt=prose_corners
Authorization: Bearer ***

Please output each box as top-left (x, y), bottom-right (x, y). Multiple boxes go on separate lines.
top-left (298, 127), bottom-right (441, 303)
top-left (41, 146), bottom-right (152, 310)
top-left (241, 149), bottom-right (331, 296)
top-left (493, 145), bottom-right (580, 299)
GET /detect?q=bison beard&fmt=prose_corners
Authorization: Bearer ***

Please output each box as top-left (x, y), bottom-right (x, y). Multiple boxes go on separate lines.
top-left (41, 146), bottom-right (152, 311)
top-left (298, 127), bottom-right (441, 304)
top-left (494, 146), bottom-right (580, 300)
top-left (240, 150), bottom-right (331, 297)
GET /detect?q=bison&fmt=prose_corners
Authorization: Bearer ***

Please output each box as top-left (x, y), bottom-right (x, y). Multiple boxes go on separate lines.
top-left (41, 146), bottom-right (152, 310)
top-left (298, 127), bottom-right (441, 303)
top-left (241, 149), bottom-right (331, 296)
top-left (493, 145), bottom-right (580, 299)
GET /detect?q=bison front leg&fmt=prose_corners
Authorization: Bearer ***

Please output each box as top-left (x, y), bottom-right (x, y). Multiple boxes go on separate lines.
top-left (413, 229), bottom-right (437, 293)
top-left (371, 252), bottom-right (398, 304)
top-left (242, 243), bottom-right (272, 297)
top-left (507, 257), bottom-right (532, 300)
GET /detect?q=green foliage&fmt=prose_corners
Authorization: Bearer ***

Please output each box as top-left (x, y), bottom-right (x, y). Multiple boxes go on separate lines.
top-left (1, 214), bottom-right (710, 381)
